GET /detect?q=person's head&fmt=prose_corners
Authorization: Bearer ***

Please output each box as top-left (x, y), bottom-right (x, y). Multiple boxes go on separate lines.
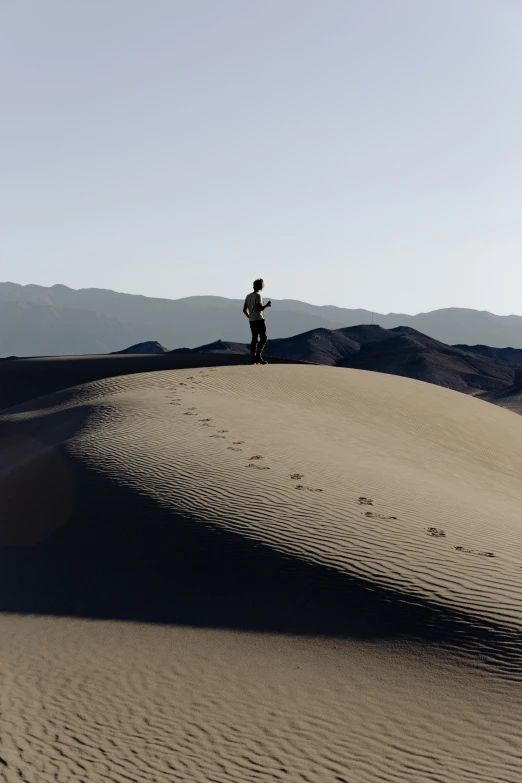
top-left (253, 278), bottom-right (264, 292)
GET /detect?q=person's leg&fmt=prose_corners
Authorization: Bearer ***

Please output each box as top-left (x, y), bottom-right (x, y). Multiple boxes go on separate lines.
top-left (249, 321), bottom-right (259, 361)
top-left (255, 321), bottom-right (268, 362)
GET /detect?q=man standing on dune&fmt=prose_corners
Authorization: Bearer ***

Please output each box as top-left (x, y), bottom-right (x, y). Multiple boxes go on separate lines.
top-left (243, 278), bottom-right (272, 364)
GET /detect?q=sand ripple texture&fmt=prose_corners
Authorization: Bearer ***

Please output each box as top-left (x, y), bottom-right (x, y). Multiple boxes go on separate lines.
top-left (0, 615), bottom-right (521, 783)
top-left (1, 364), bottom-right (522, 781)
top-left (65, 366), bottom-right (522, 633)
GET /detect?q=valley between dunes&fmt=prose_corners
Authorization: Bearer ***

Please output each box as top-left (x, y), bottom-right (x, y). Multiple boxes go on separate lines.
top-left (1, 362), bottom-right (521, 782)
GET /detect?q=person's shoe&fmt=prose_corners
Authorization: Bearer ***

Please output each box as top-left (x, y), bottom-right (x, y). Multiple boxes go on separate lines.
top-left (251, 355), bottom-right (258, 364)
top-left (257, 356), bottom-right (268, 365)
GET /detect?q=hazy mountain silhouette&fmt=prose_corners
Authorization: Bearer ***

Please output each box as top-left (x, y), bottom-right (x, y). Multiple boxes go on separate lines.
top-left (0, 283), bottom-right (340, 354)
top-left (2, 282), bottom-right (522, 356)
top-left (182, 339), bottom-right (250, 354)
top-left (0, 300), bottom-right (144, 357)
top-left (113, 340), bottom-right (170, 355)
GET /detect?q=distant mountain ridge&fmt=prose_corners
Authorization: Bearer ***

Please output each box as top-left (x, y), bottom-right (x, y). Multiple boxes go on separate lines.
top-left (2, 282), bottom-right (522, 356)
top-left (113, 341), bottom-right (170, 355)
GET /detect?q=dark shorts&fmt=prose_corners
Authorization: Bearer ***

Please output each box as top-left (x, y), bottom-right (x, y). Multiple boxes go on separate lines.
top-left (249, 319), bottom-right (267, 353)
top-left (249, 319), bottom-right (267, 339)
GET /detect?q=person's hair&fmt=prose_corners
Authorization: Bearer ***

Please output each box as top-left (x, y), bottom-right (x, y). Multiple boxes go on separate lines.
top-left (253, 278), bottom-right (263, 292)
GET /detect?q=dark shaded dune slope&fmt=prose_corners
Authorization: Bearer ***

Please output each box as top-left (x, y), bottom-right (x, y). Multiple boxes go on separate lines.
top-left (0, 441), bottom-right (508, 657)
top-left (0, 455), bottom-right (496, 646)
top-left (0, 419), bottom-right (518, 663)
top-left (1, 365), bottom-right (521, 672)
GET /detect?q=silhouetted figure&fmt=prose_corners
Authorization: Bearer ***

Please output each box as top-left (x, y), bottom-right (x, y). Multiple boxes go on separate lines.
top-left (243, 278), bottom-right (272, 364)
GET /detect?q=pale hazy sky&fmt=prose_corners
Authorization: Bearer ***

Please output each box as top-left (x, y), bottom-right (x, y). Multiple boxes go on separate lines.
top-left (1, 0), bottom-right (521, 314)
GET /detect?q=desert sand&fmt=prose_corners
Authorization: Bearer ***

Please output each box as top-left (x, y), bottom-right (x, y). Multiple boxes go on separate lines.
top-left (0, 351), bottom-right (300, 410)
top-left (1, 362), bottom-right (521, 782)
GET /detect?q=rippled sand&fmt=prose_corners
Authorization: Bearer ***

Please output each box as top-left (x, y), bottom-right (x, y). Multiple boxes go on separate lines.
top-left (1, 363), bottom-right (521, 781)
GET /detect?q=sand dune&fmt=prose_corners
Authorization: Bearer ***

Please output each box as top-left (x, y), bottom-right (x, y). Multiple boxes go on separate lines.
top-left (0, 351), bottom-right (301, 410)
top-left (1, 364), bottom-right (521, 781)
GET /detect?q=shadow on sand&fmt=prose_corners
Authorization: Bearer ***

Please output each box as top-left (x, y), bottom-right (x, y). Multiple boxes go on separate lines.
top-left (1, 453), bottom-right (518, 667)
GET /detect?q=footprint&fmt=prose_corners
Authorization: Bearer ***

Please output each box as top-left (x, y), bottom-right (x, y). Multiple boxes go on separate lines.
top-left (200, 423), bottom-right (214, 427)
top-left (209, 434), bottom-right (226, 439)
top-left (426, 527), bottom-right (446, 537)
top-left (295, 485), bottom-right (323, 492)
top-left (290, 473), bottom-right (304, 480)
top-left (233, 441), bottom-right (245, 445)
top-left (358, 497), bottom-right (373, 506)
top-left (187, 407), bottom-right (197, 410)
top-left (454, 546), bottom-right (495, 557)
top-left (169, 402), bottom-right (181, 405)
top-left (364, 512), bottom-right (397, 520)
top-left (184, 412), bottom-right (198, 416)
top-left (217, 430), bottom-right (229, 433)
top-left (247, 464), bottom-right (270, 470)
top-left (227, 446), bottom-right (242, 451)
top-left (249, 455), bottom-right (264, 460)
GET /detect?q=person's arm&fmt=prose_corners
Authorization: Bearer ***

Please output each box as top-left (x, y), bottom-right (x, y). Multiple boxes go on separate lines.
top-left (254, 293), bottom-right (271, 313)
top-left (242, 300), bottom-right (249, 318)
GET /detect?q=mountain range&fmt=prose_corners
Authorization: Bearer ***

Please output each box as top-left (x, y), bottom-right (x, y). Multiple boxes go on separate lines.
top-left (162, 325), bottom-right (522, 398)
top-left (3, 282), bottom-right (522, 356)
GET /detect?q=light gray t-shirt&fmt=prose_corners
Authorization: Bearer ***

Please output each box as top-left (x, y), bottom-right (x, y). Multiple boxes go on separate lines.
top-left (245, 291), bottom-right (264, 321)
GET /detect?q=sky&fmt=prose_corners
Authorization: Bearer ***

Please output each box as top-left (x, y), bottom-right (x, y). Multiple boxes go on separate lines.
top-left (1, 0), bottom-right (521, 315)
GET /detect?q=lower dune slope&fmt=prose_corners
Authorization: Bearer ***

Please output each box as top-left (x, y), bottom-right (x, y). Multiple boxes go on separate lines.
top-left (1, 364), bottom-right (521, 782)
